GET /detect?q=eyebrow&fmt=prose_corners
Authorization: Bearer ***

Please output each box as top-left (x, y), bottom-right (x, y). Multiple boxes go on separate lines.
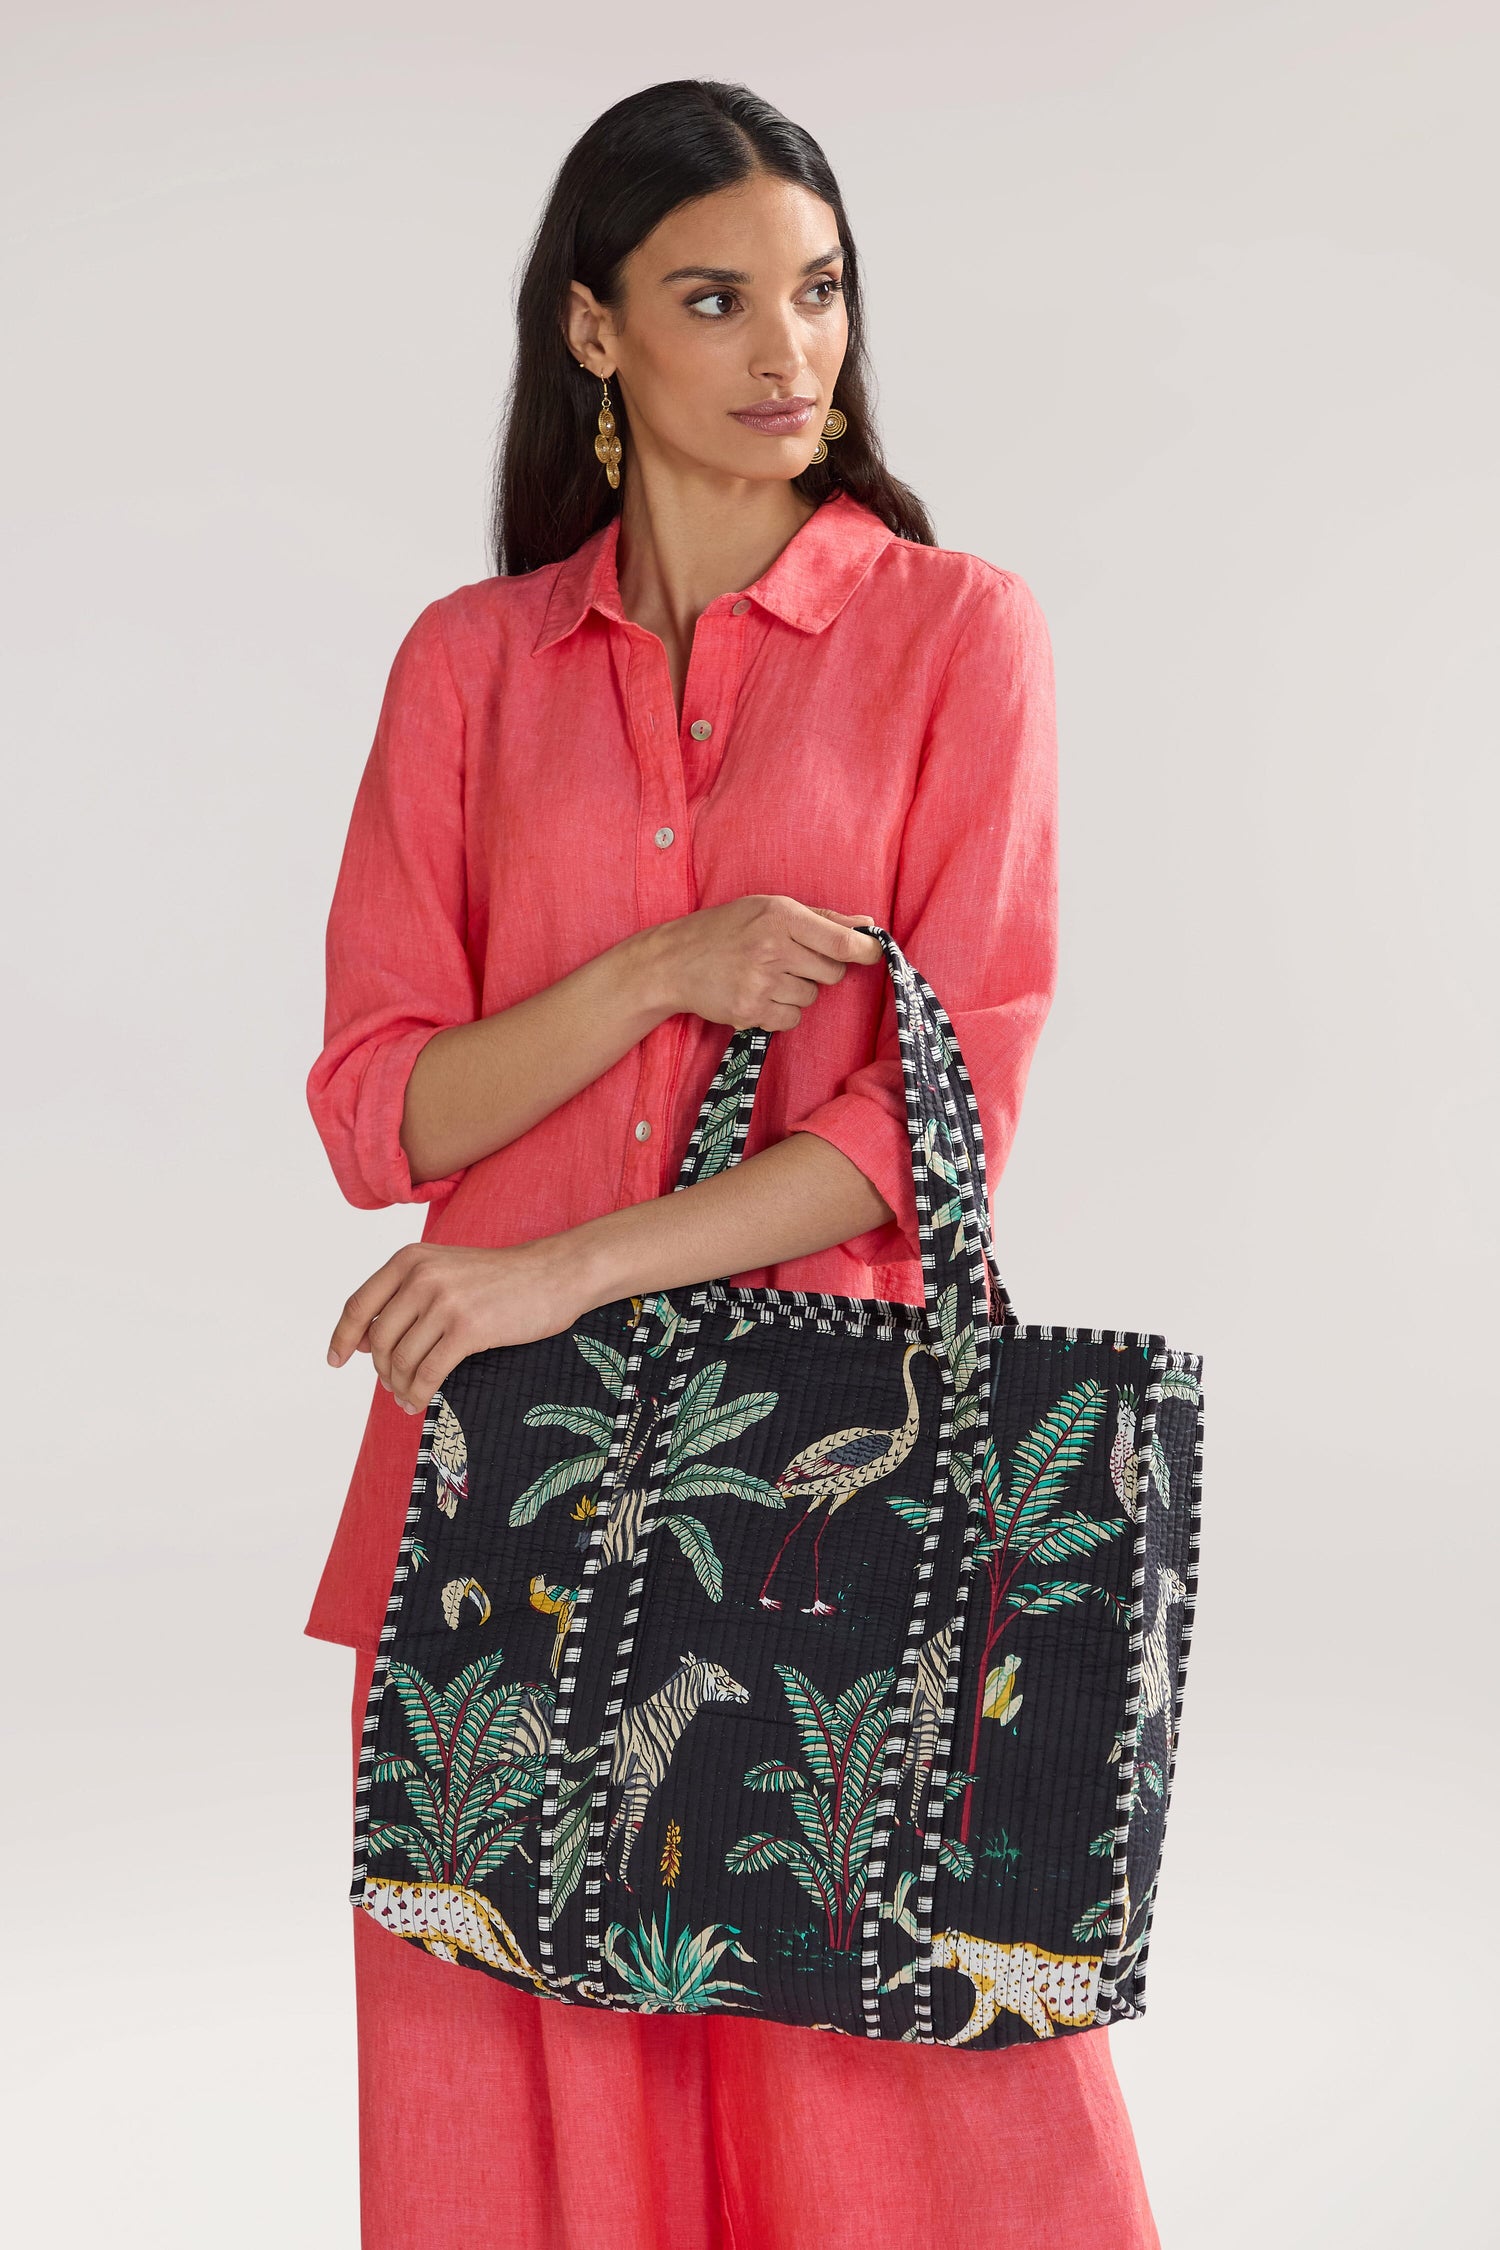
top-left (658, 245), bottom-right (844, 287)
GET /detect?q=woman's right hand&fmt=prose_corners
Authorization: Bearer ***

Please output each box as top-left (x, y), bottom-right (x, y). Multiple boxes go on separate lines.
top-left (639, 896), bottom-right (885, 1034)
top-left (394, 895), bottom-right (886, 1188)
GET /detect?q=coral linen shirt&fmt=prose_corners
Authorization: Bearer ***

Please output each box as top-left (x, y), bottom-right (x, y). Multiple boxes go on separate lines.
top-left (303, 491), bottom-right (1058, 1652)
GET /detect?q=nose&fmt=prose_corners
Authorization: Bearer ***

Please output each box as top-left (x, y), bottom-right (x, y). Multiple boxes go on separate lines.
top-left (745, 299), bottom-right (806, 391)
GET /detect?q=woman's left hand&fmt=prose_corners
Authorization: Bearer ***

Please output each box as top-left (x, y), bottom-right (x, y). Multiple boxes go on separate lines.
top-left (325, 1237), bottom-right (599, 1414)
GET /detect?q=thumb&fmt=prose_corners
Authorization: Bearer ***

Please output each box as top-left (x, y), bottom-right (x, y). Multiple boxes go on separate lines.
top-left (810, 907), bottom-right (885, 963)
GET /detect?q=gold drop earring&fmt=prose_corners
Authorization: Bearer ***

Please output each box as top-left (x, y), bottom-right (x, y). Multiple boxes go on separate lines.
top-left (810, 406), bottom-right (847, 464)
top-left (593, 375), bottom-right (622, 489)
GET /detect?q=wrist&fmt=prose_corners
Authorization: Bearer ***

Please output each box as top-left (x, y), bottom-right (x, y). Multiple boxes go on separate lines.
top-left (564, 1210), bottom-right (638, 1313)
top-left (616, 918), bottom-right (684, 1029)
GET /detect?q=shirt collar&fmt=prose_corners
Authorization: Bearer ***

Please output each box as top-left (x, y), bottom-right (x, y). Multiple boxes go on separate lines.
top-left (532, 490), bottom-right (896, 654)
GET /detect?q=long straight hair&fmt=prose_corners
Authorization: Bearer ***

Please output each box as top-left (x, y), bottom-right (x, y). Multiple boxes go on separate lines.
top-left (492, 80), bottom-right (935, 575)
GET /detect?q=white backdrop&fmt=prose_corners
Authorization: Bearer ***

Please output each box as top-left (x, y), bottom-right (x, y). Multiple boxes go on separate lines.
top-left (4, 3), bottom-right (1495, 2243)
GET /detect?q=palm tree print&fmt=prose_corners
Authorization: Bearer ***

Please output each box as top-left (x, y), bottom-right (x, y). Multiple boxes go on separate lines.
top-left (510, 1339), bottom-right (782, 1602)
top-left (365, 1651), bottom-right (551, 1888)
top-left (953, 1379), bottom-right (1130, 1843)
top-left (724, 1662), bottom-right (897, 1952)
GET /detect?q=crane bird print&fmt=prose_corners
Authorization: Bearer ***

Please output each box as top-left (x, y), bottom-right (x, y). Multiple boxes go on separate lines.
top-left (758, 1341), bottom-right (933, 1614)
top-left (607, 1654), bottom-right (750, 1889)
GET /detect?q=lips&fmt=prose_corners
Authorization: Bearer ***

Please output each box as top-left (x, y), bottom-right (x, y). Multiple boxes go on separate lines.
top-left (729, 397), bottom-right (817, 435)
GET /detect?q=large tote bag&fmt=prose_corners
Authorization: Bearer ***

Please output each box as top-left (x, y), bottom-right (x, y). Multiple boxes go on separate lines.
top-left (349, 926), bottom-right (1203, 2051)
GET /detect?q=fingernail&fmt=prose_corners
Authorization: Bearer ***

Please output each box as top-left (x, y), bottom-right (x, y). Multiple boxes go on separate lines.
top-left (327, 1348), bottom-right (341, 1366)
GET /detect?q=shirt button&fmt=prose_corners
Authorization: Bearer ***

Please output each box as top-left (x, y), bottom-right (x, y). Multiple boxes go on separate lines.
top-left (634, 1119), bottom-right (652, 1141)
top-left (731, 599), bottom-right (750, 616)
top-left (654, 825), bottom-right (675, 849)
top-left (689, 719), bottom-right (713, 741)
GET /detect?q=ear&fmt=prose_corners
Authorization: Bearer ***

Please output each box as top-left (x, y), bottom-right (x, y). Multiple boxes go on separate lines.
top-left (564, 280), bottom-right (616, 380)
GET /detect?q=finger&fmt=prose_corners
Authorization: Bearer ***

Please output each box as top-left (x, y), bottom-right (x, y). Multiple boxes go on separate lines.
top-left (368, 1285), bottom-right (429, 1394)
top-left (802, 906), bottom-right (885, 966)
top-left (783, 945), bottom-right (846, 988)
top-left (397, 1330), bottom-right (466, 1419)
top-left (771, 972), bottom-right (823, 1011)
top-left (327, 1248), bottom-right (420, 1367)
top-left (387, 1305), bottom-right (451, 1415)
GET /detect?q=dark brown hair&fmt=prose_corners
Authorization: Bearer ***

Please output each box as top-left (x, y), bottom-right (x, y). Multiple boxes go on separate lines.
top-left (491, 79), bottom-right (935, 574)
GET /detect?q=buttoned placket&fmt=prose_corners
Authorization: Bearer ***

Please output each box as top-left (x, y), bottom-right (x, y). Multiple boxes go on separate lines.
top-left (609, 593), bottom-right (757, 1204)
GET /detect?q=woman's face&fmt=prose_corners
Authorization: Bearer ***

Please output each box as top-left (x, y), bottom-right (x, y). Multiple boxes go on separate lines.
top-left (567, 173), bottom-right (849, 486)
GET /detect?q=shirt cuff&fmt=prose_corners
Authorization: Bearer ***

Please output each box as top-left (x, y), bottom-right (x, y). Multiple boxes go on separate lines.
top-left (787, 1074), bottom-right (921, 1265)
top-left (350, 1023), bottom-right (466, 1208)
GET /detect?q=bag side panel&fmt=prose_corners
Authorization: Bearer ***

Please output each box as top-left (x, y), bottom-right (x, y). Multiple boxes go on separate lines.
top-left (1108, 1354), bottom-right (1205, 2020)
top-left (920, 1332), bottom-right (1162, 2050)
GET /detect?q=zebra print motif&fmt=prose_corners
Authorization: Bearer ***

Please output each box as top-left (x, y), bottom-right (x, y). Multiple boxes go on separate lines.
top-left (897, 1619), bottom-right (958, 1828)
top-left (606, 1654), bottom-right (750, 1888)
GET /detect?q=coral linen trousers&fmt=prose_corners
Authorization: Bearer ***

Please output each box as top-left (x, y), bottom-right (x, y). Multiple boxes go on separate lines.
top-left (350, 1646), bottom-right (1161, 2250)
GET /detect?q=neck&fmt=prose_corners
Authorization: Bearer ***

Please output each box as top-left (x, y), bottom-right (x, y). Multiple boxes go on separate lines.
top-left (614, 446), bottom-right (820, 721)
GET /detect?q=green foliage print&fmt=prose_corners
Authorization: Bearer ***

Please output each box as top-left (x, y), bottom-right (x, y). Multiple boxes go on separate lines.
top-left (954, 1378), bottom-right (1130, 1843)
top-left (725, 1661), bottom-right (894, 1951)
top-left (510, 1338), bottom-right (783, 1603)
top-left (919, 1281), bottom-right (986, 1515)
top-left (689, 1038), bottom-right (755, 1183)
top-left (365, 1651), bottom-right (551, 1889)
top-left (1110, 1701), bottom-right (1167, 1818)
top-left (546, 1744), bottom-right (595, 1920)
top-left (630, 1292), bottom-right (688, 1358)
top-left (602, 1895), bottom-right (757, 2013)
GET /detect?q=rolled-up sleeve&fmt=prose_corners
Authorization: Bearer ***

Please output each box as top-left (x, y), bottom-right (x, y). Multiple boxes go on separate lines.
top-left (306, 600), bottom-right (476, 1210)
top-left (789, 567), bottom-right (1058, 1264)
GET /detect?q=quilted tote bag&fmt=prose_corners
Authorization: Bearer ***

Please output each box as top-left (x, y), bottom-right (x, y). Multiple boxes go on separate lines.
top-left (349, 925), bottom-right (1204, 2050)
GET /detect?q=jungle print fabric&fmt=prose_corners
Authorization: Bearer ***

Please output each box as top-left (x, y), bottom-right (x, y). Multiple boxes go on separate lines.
top-left (349, 927), bottom-right (1203, 2051)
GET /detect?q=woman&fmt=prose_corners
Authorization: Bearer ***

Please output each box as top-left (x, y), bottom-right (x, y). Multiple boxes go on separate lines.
top-left (306, 78), bottom-right (1161, 2250)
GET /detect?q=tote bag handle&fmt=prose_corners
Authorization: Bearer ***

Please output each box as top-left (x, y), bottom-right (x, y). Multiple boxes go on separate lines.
top-left (671, 924), bottom-right (1016, 1347)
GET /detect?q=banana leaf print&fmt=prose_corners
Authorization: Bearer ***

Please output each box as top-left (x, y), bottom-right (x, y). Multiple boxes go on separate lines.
top-left (510, 1343), bottom-right (782, 1602)
top-left (365, 1651), bottom-right (551, 1888)
top-left (688, 1037), bottom-right (755, 1182)
top-left (547, 1744), bottom-right (595, 1918)
top-left (602, 1894), bottom-right (757, 2012)
top-left (1073, 1897), bottom-right (1115, 1944)
top-left (917, 1115), bottom-right (969, 1260)
top-left (625, 1292), bottom-right (689, 1358)
top-left (724, 1661), bottom-right (895, 1951)
top-left (954, 1379), bottom-right (1129, 1842)
top-left (929, 1281), bottom-right (981, 1407)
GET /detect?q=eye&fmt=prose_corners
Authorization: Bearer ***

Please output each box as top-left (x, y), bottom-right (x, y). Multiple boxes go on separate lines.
top-left (686, 290), bottom-right (739, 320)
top-left (802, 276), bottom-right (844, 309)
